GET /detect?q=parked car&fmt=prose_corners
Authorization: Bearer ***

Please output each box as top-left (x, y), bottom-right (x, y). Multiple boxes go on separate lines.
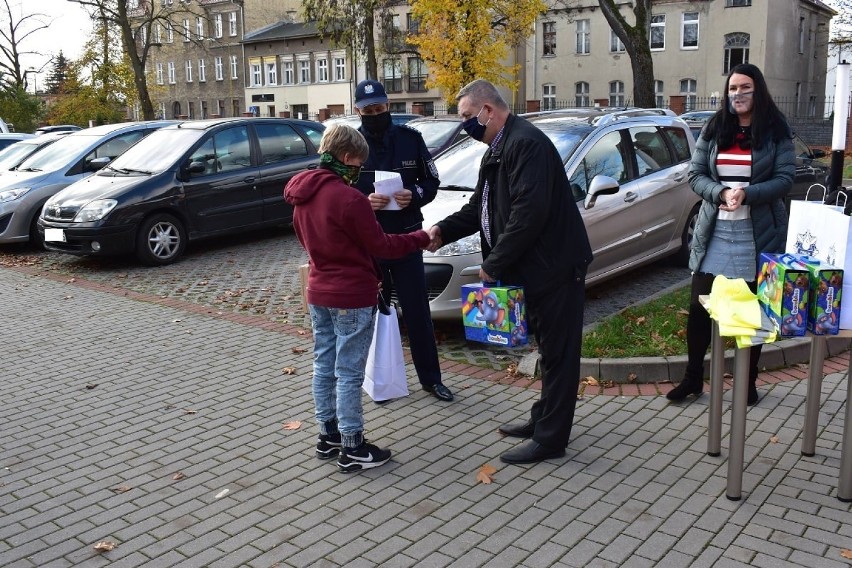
top-left (0, 120), bottom-right (177, 246)
top-left (39, 117), bottom-right (325, 265)
top-left (0, 132), bottom-right (70, 173)
top-left (34, 125), bottom-right (83, 135)
top-left (421, 108), bottom-right (701, 320)
top-left (406, 115), bottom-right (468, 157)
top-left (678, 110), bottom-right (716, 125)
top-left (0, 133), bottom-right (35, 152)
top-left (322, 113), bottom-right (420, 129)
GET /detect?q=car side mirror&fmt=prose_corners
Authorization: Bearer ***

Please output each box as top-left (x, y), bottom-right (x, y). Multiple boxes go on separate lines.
top-left (87, 156), bottom-right (111, 171)
top-left (187, 161), bottom-right (207, 174)
top-left (583, 175), bottom-right (620, 210)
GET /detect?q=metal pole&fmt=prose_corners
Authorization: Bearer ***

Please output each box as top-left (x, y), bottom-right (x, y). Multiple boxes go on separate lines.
top-left (830, 61), bottom-right (850, 192)
top-left (708, 320), bottom-right (724, 456)
top-left (727, 347), bottom-right (750, 501)
top-left (802, 337), bottom-right (825, 456)
top-left (838, 345), bottom-right (852, 501)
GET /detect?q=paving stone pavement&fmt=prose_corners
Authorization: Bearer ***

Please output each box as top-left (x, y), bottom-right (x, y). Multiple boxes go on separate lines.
top-left (2, 266), bottom-right (852, 568)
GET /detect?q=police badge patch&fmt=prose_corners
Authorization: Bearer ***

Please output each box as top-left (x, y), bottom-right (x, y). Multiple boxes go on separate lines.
top-left (427, 159), bottom-right (438, 178)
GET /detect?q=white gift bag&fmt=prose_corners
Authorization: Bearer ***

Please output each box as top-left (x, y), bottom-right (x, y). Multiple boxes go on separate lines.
top-left (786, 198), bottom-right (851, 270)
top-left (363, 305), bottom-right (409, 402)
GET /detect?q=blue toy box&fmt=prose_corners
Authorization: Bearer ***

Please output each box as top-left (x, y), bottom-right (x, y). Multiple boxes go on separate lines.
top-left (780, 254), bottom-right (843, 335)
top-left (461, 283), bottom-right (527, 347)
top-left (757, 253), bottom-right (810, 337)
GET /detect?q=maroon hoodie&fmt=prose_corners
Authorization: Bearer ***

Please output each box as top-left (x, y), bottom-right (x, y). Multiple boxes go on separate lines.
top-left (285, 168), bottom-right (430, 309)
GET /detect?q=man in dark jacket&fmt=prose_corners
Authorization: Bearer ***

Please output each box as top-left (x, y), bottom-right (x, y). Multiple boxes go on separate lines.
top-left (353, 79), bottom-right (453, 403)
top-left (427, 79), bottom-right (593, 464)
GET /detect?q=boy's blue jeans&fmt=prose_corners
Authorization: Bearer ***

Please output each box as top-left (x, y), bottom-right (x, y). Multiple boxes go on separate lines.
top-left (308, 304), bottom-right (376, 449)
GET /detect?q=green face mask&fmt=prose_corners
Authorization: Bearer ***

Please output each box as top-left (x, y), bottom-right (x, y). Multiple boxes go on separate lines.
top-left (320, 152), bottom-right (361, 185)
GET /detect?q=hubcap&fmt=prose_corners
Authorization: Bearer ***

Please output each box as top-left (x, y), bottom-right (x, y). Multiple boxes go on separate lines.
top-left (147, 222), bottom-right (179, 258)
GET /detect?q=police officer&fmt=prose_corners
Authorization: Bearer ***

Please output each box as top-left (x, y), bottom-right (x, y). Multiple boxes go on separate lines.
top-left (352, 79), bottom-right (453, 403)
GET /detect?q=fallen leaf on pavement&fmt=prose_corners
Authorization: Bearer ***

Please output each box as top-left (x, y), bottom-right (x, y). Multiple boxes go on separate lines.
top-left (770, 436), bottom-right (779, 443)
top-left (183, 408), bottom-right (198, 414)
top-left (476, 463), bottom-right (497, 484)
top-left (583, 376), bottom-right (599, 386)
top-left (281, 367), bottom-right (296, 375)
top-left (215, 488), bottom-right (229, 499)
top-left (601, 380), bottom-right (615, 388)
top-left (110, 485), bottom-right (131, 493)
top-left (282, 421), bottom-right (302, 430)
top-left (291, 347), bottom-right (308, 354)
top-left (627, 372), bottom-right (637, 383)
top-left (85, 384), bottom-right (98, 390)
top-left (93, 541), bottom-right (117, 552)
top-left (172, 472), bottom-right (185, 480)
top-left (297, 330), bottom-right (309, 335)
top-left (841, 549), bottom-right (852, 560)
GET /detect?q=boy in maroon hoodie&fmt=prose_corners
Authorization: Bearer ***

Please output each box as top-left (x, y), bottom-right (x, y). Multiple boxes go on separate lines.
top-left (285, 124), bottom-right (430, 473)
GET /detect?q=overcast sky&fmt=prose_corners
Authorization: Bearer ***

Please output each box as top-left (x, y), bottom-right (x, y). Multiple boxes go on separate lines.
top-left (17, 0), bottom-right (92, 87)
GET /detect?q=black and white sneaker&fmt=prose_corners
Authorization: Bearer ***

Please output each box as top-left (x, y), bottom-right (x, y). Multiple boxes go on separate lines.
top-left (316, 432), bottom-right (342, 459)
top-left (337, 441), bottom-right (392, 473)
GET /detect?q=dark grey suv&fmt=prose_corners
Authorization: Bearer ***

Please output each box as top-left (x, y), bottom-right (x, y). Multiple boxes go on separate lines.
top-left (39, 117), bottom-right (324, 265)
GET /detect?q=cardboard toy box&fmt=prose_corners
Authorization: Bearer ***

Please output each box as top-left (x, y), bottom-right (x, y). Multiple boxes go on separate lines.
top-left (461, 283), bottom-right (527, 347)
top-left (757, 253), bottom-right (810, 337)
top-left (782, 254), bottom-right (843, 335)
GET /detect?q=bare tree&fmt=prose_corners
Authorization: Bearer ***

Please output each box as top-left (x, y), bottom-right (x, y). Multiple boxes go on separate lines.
top-left (598, 0), bottom-right (655, 108)
top-left (0, 0), bottom-right (50, 90)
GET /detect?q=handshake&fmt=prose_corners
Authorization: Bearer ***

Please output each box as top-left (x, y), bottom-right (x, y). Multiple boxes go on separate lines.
top-left (423, 225), bottom-right (443, 252)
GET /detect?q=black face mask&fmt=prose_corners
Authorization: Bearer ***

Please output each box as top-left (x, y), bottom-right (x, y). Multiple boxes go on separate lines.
top-left (361, 111), bottom-right (392, 135)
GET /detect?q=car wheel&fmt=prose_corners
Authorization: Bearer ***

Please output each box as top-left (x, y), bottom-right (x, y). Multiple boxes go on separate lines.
top-left (675, 204), bottom-right (700, 267)
top-left (29, 213), bottom-right (44, 251)
top-left (136, 214), bottom-right (186, 265)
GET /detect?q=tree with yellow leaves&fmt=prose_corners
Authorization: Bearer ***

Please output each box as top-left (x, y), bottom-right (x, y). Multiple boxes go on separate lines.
top-left (410, 0), bottom-right (545, 104)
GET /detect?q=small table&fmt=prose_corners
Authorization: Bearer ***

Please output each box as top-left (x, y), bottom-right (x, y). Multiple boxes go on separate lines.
top-left (701, 296), bottom-right (852, 501)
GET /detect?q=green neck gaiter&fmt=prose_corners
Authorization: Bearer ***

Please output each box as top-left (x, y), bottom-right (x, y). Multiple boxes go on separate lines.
top-left (320, 152), bottom-right (361, 185)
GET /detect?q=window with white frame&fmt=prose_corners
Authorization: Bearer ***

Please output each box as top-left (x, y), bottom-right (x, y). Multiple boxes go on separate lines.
top-left (655, 80), bottom-right (665, 108)
top-left (576, 19), bottom-right (590, 54)
top-left (266, 61), bottom-right (277, 85)
top-left (726, 0), bottom-right (751, 6)
top-left (316, 58), bottom-right (328, 82)
top-left (183, 19), bottom-right (190, 41)
top-left (214, 56), bottom-right (223, 80)
top-left (139, 26), bottom-right (147, 46)
top-left (723, 32), bottom-right (750, 74)
top-left (153, 23), bottom-right (161, 44)
top-left (575, 82), bottom-right (590, 107)
top-left (198, 59), bottom-right (206, 82)
top-left (166, 21), bottom-right (173, 43)
top-left (159, 102), bottom-right (166, 120)
top-left (230, 55), bottom-right (238, 79)
top-left (229, 12), bottom-right (237, 36)
top-left (185, 60), bottom-right (193, 82)
top-left (156, 62), bottom-right (164, 84)
top-left (167, 61), bottom-right (176, 84)
top-left (251, 62), bottom-right (262, 86)
top-left (543, 21), bottom-right (555, 56)
top-left (609, 80), bottom-right (625, 106)
top-left (196, 16), bottom-right (204, 39)
top-left (650, 15), bottom-right (665, 50)
top-left (408, 57), bottom-right (427, 92)
top-left (543, 84), bottom-right (556, 110)
top-left (283, 60), bottom-right (294, 84)
top-left (214, 14), bottom-right (222, 38)
top-left (334, 57), bottom-right (345, 81)
top-left (610, 29), bottom-right (625, 53)
top-left (299, 59), bottom-right (310, 83)
top-left (682, 12), bottom-right (698, 49)
top-left (383, 59), bottom-right (402, 92)
top-left (680, 78), bottom-right (697, 111)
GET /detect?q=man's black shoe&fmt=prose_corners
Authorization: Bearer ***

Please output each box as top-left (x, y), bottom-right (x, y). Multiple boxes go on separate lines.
top-left (498, 420), bottom-right (535, 438)
top-left (422, 383), bottom-right (454, 402)
top-left (500, 440), bottom-right (565, 465)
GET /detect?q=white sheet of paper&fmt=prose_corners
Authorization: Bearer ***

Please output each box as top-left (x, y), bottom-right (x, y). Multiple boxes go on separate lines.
top-left (372, 171), bottom-right (402, 211)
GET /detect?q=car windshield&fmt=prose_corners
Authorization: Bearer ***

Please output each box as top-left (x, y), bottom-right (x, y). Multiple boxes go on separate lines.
top-left (106, 128), bottom-right (204, 173)
top-left (435, 125), bottom-right (587, 189)
top-left (0, 140), bottom-right (45, 170)
top-left (17, 133), bottom-right (102, 171)
top-left (408, 120), bottom-right (460, 148)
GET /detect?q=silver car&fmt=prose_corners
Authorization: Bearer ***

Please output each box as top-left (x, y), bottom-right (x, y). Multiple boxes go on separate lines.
top-left (422, 108), bottom-right (700, 320)
top-left (0, 121), bottom-right (177, 245)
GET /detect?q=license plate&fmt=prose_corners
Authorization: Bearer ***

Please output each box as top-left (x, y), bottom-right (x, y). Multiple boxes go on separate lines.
top-left (44, 228), bottom-right (65, 242)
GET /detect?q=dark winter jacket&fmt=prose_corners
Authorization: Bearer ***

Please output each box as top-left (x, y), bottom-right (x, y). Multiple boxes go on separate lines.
top-left (285, 168), bottom-right (430, 308)
top-left (354, 123), bottom-right (440, 234)
top-left (688, 132), bottom-right (795, 272)
top-left (436, 114), bottom-right (592, 296)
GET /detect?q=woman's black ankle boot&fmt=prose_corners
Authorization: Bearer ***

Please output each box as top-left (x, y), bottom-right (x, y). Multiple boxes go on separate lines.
top-left (747, 374), bottom-right (759, 406)
top-left (666, 377), bottom-right (704, 401)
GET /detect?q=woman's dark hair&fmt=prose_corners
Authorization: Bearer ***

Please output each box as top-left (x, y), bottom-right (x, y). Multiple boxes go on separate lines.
top-left (702, 63), bottom-right (791, 149)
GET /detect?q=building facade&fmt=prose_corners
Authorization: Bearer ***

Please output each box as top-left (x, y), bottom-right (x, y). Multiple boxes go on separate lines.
top-left (526, 0), bottom-right (835, 116)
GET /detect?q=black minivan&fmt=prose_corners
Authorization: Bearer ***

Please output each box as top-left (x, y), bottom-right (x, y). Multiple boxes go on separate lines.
top-left (38, 117), bottom-right (324, 265)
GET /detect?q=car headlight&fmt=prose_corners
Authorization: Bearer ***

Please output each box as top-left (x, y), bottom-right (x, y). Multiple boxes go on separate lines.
top-left (0, 188), bottom-right (31, 202)
top-left (73, 199), bottom-right (117, 222)
top-left (426, 233), bottom-right (481, 257)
